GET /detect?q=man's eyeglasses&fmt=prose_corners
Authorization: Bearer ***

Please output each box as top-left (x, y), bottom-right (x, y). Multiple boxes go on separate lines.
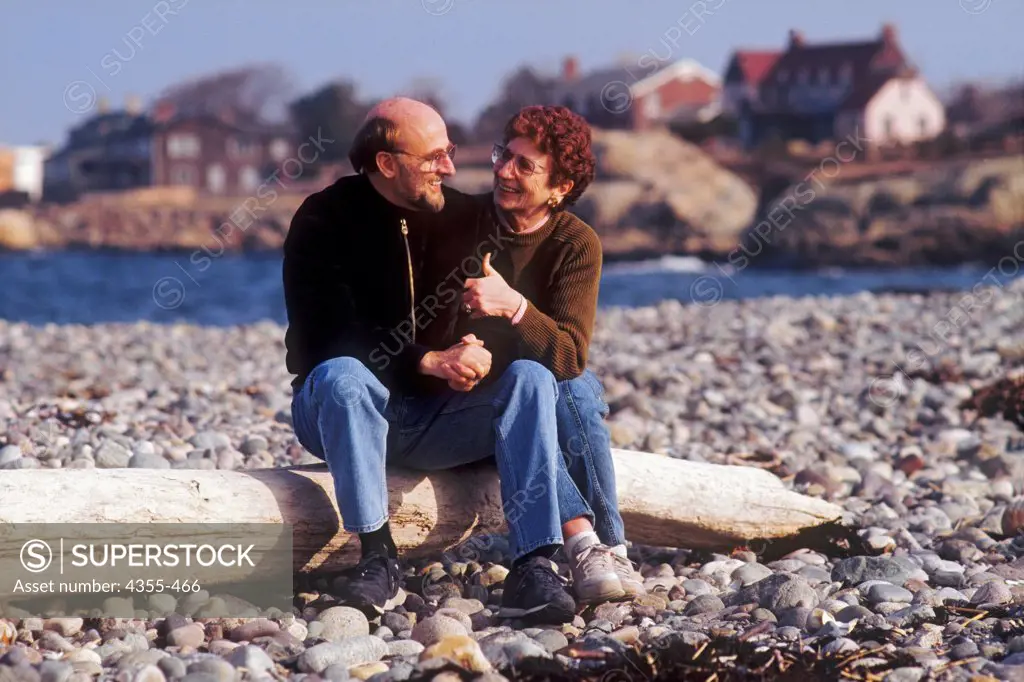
top-left (392, 143), bottom-right (457, 171)
top-left (491, 144), bottom-right (546, 176)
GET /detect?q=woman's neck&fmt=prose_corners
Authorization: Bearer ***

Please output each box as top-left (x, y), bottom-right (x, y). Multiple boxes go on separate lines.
top-left (496, 204), bottom-right (551, 234)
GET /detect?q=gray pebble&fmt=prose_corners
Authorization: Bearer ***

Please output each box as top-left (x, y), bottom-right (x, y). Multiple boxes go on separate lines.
top-left (381, 612), bottom-right (411, 633)
top-left (95, 440), bottom-right (132, 468)
top-left (822, 638), bottom-right (859, 656)
top-left (532, 630), bottom-right (568, 653)
top-left (240, 436), bottom-right (268, 455)
top-left (950, 640), bottom-right (979, 660)
top-left (129, 452), bottom-right (170, 469)
top-left (386, 639), bottom-right (425, 658)
top-left (0, 444), bottom-right (23, 466)
top-left (971, 580), bottom-right (1012, 605)
top-left (38, 661), bottom-right (74, 682)
top-left (867, 584), bottom-right (913, 604)
top-left (684, 594), bottom-right (725, 616)
top-left (832, 556), bottom-right (917, 586)
top-left (226, 645), bottom-right (275, 676)
top-left (185, 658), bottom-right (236, 682)
top-left (190, 431), bottom-right (231, 450)
top-left (297, 636), bottom-right (387, 673)
top-left (680, 579), bottom-right (714, 597)
top-left (731, 563), bottom-right (773, 586)
top-left (157, 657), bottom-right (187, 679)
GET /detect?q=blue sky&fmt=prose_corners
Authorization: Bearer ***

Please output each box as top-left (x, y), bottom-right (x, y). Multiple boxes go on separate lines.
top-left (2, 0), bottom-right (1021, 146)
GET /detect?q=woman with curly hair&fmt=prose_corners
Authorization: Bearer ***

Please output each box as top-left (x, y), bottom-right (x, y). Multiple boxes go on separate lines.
top-left (457, 105), bottom-right (647, 610)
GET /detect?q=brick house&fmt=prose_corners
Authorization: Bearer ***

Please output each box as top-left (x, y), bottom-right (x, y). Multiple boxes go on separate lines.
top-left (43, 101), bottom-right (295, 201)
top-left (728, 24), bottom-right (946, 150)
top-left (550, 56), bottom-right (721, 130)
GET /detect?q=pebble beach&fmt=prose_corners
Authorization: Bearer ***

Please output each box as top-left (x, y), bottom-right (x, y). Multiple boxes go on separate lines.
top-left (2, 278), bottom-right (1024, 681)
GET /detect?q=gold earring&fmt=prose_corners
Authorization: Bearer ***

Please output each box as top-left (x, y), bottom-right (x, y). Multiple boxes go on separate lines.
top-left (548, 196), bottom-right (560, 208)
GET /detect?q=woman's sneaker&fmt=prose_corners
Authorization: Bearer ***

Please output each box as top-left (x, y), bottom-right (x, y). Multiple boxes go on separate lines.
top-left (609, 545), bottom-right (647, 598)
top-left (567, 534), bottom-right (626, 603)
top-left (499, 556), bottom-right (577, 624)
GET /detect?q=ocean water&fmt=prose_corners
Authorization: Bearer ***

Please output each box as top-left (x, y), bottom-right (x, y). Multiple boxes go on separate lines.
top-left (0, 251), bottom-right (1016, 326)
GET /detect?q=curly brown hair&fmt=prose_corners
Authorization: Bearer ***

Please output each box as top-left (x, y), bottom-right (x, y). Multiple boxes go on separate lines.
top-left (502, 105), bottom-right (596, 210)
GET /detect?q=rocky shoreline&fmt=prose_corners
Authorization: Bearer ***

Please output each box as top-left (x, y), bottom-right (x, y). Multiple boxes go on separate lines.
top-left (2, 133), bottom-right (1020, 268)
top-left (2, 281), bottom-right (1024, 680)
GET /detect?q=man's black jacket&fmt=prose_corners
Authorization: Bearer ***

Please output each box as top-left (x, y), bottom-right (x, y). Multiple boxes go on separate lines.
top-left (282, 173), bottom-right (486, 395)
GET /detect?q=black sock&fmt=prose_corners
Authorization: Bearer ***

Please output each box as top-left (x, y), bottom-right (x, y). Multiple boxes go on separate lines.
top-left (359, 522), bottom-right (397, 559)
top-left (514, 544), bottom-right (559, 567)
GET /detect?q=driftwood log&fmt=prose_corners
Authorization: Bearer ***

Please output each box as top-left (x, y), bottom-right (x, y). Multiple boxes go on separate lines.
top-left (0, 449), bottom-right (844, 576)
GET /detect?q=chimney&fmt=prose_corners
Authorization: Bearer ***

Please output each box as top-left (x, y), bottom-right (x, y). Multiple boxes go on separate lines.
top-left (562, 56), bottom-right (579, 82)
top-left (881, 22), bottom-right (897, 44)
top-left (152, 100), bottom-right (176, 123)
top-left (125, 94), bottom-right (142, 115)
top-left (96, 96), bottom-right (110, 114)
top-left (788, 29), bottom-right (805, 49)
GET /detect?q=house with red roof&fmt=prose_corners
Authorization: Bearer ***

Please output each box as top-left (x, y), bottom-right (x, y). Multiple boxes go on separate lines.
top-left (550, 56), bottom-right (721, 130)
top-left (723, 24), bottom-right (946, 150)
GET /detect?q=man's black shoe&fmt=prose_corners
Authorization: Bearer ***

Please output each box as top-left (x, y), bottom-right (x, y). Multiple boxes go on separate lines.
top-left (334, 553), bottom-right (402, 616)
top-left (498, 556), bottom-right (577, 624)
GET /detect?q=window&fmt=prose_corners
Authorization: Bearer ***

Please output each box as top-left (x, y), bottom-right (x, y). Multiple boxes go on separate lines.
top-left (170, 165), bottom-right (195, 186)
top-left (227, 137), bottom-right (258, 158)
top-left (797, 68), bottom-right (809, 85)
top-left (239, 165), bottom-right (260, 192)
top-left (167, 133), bottom-right (200, 159)
top-left (777, 69), bottom-right (789, 84)
top-left (884, 115), bottom-right (895, 140)
top-left (918, 116), bottom-right (929, 136)
top-left (206, 164), bottom-right (226, 194)
top-left (901, 81), bottom-right (912, 102)
top-left (818, 67), bottom-right (830, 86)
top-left (269, 139), bottom-right (289, 162)
top-left (839, 63), bottom-right (853, 86)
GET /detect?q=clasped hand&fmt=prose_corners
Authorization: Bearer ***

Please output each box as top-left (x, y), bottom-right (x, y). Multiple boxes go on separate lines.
top-left (421, 334), bottom-right (491, 391)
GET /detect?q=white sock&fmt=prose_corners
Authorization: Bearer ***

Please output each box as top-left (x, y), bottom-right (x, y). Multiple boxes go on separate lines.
top-left (564, 530), bottom-right (599, 559)
top-left (610, 544), bottom-right (628, 558)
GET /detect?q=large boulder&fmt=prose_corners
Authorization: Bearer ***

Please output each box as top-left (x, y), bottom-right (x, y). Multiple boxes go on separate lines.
top-left (762, 154), bottom-right (1024, 266)
top-left (0, 210), bottom-right (39, 250)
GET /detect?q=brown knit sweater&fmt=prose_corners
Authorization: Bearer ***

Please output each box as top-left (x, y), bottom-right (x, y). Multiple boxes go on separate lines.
top-left (457, 203), bottom-right (603, 382)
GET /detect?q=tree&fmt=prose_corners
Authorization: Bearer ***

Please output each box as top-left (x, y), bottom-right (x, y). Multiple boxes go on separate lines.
top-left (472, 66), bottom-right (556, 143)
top-left (154, 63), bottom-right (296, 123)
top-left (401, 77), bottom-right (470, 146)
top-left (288, 80), bottom-right (372, 165)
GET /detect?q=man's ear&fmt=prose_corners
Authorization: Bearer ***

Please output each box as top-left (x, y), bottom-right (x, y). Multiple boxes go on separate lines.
top-left (375, 151), bottom-right (399, 179)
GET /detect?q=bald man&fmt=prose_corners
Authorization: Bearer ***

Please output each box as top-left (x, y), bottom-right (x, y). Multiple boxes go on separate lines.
top-left (283, 98), bottom-right (588, 623)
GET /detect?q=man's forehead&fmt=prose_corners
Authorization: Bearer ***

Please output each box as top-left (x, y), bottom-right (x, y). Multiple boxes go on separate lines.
top-left (397, 119), bottom-right (449, 153)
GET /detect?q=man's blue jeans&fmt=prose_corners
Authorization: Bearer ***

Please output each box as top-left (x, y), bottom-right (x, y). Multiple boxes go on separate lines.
top-left (556, 370), bottom-right (627, 548)
top-left (290, 356), bottom-right (594, 560)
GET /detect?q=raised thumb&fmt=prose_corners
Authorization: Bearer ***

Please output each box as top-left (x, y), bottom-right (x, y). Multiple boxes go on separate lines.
top-left (482, 252), bottom-right (496, 275)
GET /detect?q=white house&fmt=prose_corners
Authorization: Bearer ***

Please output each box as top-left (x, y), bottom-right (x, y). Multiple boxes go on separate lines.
top-left (733, 24), bottom-right (947, 150)
top-left (12, 147), bottom-right (47, 202)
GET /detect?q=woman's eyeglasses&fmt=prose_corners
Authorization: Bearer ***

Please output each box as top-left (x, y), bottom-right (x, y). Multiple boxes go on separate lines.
top-left (491, 144), bottom-right (546, 176)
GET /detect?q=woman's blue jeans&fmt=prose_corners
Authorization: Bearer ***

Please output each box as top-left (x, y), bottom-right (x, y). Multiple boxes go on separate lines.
top-left (556, 370), bottom-right (626, 547)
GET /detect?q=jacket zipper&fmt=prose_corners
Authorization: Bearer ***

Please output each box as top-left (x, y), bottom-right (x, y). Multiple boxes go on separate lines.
top-left (400, 218), bottom-right (416, 342)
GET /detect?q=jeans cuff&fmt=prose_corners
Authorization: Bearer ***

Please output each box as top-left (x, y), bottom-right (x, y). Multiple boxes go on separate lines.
top-left (343, 514), bottom-right (389, 534)
top-left (513, 535), bottom-right (563, 561)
